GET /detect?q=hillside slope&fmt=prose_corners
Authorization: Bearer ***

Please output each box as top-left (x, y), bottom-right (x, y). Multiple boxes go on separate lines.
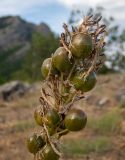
top-left (0, 16), bottom-right (53, 83)
top-left (0, 74), bottom-right (125, 160)
top-left (0, 16), bottom-right (51, 50)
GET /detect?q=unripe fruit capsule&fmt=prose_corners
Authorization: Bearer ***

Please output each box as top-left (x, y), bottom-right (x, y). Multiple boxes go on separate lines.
top-left (27, 134), bottom-right (45, 154)
top-left (41, 58), bottom-right (58, 78)
top-left (44, 109), bottom-right (60, 127)
top-left (64, 109), bottom-right (87, 131)
top-left (52, 47), bottom-right (73, 72)
top-left (72, 71), bottom-right (97, 92)
top-left (34, 108), bottom-right (43, 126)
top-left (41, 144), bottom-right (60, 160)
top-left (70, 33), bottom-right (93, 58)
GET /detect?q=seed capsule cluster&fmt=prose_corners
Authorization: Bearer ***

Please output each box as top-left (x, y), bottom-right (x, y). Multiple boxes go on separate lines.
top-left (27, 15), bottom-right (106, 160)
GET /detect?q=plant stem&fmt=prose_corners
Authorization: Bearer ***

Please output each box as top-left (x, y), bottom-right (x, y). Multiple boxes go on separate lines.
top-left (57, 129), bottom-right (69, 138)
top-left (67, 59), bottom-right (78, 80)
top-left (60, 72), bottom-right (64, 94)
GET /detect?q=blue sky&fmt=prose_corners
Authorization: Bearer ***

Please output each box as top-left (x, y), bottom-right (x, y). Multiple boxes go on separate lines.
top-left (23, 3), bottom-right (71, 34)
top-left (0, 0), bottom-right (125, 34)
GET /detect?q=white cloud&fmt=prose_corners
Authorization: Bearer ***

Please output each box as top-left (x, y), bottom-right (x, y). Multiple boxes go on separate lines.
top-left (57, 0), bottom-right (125, 23)
top-left (0, 0), bottom-right (124, 18)
top-left (0, 0), bottom-right (53, 15)
top-left (57, 0), bottom-right (125, 9)
top-left (57, 0), bottom-right (125, 15)
top-left (0, 0), bottom-right (124, 32)
top-left (57, 0), bottom-right (102, 7)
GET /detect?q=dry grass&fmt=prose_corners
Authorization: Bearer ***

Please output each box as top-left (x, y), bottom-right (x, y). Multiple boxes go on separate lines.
top-left (87, 108), bottom-right (122, 135)
top-left (63, 136), bottom-right (112, 157)
top-left (11, 120), bottom-right (36, 132)
top-left (1, 74), bottom-right (125, 160)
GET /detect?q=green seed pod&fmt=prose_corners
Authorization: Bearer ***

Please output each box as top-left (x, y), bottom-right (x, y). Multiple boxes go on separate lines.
top-left (70, 33), bottom-right (93, 58)
top-left (47, 126), bottom-right (55, 136)
top-left (41, 58), bottom-right (58, 78)
top-left (71, 71), bottom-right (97, 92)
top-left (64, 109), bottom-right (87, 131)
top-left (27, 134), bottom-right (45, 154)
top-left (41, 144), bottom-right (60, 160)
top-left (34, 108), bottom-right (43, 126)
top-left (44, 109), bottom-right (60, 127)
top-left (52, 47), bottom-right (73, 72)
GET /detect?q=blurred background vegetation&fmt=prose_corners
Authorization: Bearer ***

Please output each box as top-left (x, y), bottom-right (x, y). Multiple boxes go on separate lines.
top-left (0, 6), bottom-right (125, 84)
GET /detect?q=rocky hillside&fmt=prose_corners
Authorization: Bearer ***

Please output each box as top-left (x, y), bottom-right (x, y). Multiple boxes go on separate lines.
top-left (0, 16), bottom-right (51, 57)
top-left (0, 16), bottom-right (56, 83)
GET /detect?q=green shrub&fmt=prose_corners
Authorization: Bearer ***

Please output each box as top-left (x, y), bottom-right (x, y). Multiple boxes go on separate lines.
top-left (119, 100), bottom-right (125, 108)
top-left (87, 109), bottom-right (122, 134)
top-left (63, 136), bottom-right (112, 156)
top-left (98, 64), bottom-right (112, 74)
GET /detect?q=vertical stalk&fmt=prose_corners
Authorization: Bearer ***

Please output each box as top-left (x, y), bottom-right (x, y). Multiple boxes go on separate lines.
top-left (67, 59), bottom-right (78, 80)
top-left (60, 72), bottom-right (64, 94)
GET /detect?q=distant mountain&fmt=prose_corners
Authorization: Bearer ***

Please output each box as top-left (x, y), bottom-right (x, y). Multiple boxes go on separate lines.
top-left (0, 16), bottom-right (54, 83)
top-left (0, 16), bottom-right (51, 55)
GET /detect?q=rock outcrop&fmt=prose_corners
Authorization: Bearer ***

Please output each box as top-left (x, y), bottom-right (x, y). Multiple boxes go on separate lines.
top-left (0, 81), bottom-right (31, 101)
